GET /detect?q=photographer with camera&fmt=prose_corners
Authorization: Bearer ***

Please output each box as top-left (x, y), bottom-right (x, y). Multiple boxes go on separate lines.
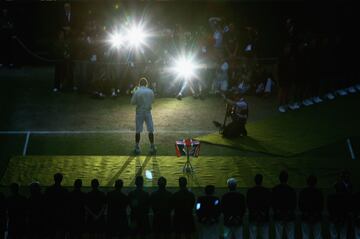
top-left (213, 89), bottom-right (248, 138)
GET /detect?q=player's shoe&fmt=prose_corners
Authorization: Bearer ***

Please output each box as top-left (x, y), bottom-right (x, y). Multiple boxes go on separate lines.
top-left (149, 145), bottom-right (157, 155)
top-left (325, 93), bottom-right (335, 100)
top-left (302, 99), bottom-right (313, 106)
top-left (347, 86), bottom-right (357, 93)
top-left (313, 96), bottom-right (323, 103)
top-left (294, 102), bottom-right (301, 109)
top-left (278, 105), bottom-right (287, 113)
top-left (288, 103), bottom-right (300, 110)
top-left (336, 89), bottom-right (348, 96)
top-left (134, 145), bottom-right (141, 155)
top-left (176, 94), bottom-right (182, 100)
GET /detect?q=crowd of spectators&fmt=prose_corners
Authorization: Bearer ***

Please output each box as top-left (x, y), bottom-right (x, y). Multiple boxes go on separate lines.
top-left (2, 3), bottom-right (358, 108)
top-left (48, 2), bottom-right (360, 106)
top-left (46, 3), bottom-right (275, 99)
top-left (277, 18), bottom-right (360, 112)
top-left (0, 170), bottom-right (359, 239)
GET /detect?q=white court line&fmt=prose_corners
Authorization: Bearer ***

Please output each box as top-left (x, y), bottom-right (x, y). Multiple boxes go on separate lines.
top-left (22, 132), bottom-right (31, 156)
top-left (0, 129), bottom-right (214, 135)
top-left (347, 138), bottom-right (356, 160)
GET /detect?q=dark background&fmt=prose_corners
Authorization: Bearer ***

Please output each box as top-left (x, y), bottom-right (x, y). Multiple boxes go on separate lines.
top-left (1, 0), bottom-right (356, 64)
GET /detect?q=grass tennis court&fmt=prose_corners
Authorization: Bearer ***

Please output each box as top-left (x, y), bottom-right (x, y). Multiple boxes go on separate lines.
top-left (196, 94), bottom-right (360, 156)
top-left (2, 154), bottom-right (360, 188)
top-left (1, 67), bottom-right (360, 189)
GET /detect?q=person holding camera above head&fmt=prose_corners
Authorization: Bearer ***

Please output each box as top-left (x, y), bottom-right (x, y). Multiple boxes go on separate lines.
top-left (213, 90), bottom-right (248, 138)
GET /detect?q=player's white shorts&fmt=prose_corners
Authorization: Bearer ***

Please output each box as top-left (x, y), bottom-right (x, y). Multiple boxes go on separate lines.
top-left (136, 111), bottom-right (154, 133)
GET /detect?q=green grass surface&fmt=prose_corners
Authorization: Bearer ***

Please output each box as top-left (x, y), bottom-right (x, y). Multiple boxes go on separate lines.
top-left (1, 67), bottom-right (360, 190)
top-left (2, 154), bottom-right (360, 188)
top-left (0, 135), bottom-right (26, 176)
top-left (196, 95), bottom-right (360, 156)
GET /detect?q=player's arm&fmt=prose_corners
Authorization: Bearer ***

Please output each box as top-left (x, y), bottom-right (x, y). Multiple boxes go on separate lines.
top-left (131, 91), bottom-right (137, 105)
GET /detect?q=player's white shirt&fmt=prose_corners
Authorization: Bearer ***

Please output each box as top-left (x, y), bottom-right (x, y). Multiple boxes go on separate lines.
top-left (131, 86), bottom-right (154, 112)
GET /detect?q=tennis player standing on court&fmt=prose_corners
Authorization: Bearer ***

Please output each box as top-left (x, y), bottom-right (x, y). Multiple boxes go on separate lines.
top-left (131, 77), bottom-right (156, 155)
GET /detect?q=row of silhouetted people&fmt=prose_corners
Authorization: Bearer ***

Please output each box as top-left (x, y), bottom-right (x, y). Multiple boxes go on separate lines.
top-left (0, 170), bottom-right (359, 239)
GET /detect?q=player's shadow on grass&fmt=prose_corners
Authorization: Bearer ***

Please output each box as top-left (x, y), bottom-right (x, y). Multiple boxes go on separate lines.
top-left (130, 155), bottom-right (153, 186)
top-left (107, 155), bottom-right (136, 187)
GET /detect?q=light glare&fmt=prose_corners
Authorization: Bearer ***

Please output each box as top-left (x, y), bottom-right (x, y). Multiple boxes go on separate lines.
top-left (108, 23), bottom-right (149, 51)
top-left (126, 25), bottom-right (147, 48)
top-left (173, 57), bottom-right (197, 80)
top-left (109, 32), bottom-right (124, 49)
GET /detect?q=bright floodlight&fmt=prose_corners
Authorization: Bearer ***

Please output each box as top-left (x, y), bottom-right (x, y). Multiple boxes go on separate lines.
top-left (109, 32), bottom-right (124, 49)
top-left (126, 25), bottom-right (147, 48)
top-left (173, 56), bottom-right (197, 80)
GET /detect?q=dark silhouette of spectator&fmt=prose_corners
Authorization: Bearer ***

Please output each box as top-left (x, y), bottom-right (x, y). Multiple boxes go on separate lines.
top-left (107, 179), bottom-right (130, 239)
top-left (85, 179), bottom-right (106, 238)
top-left (0, 192), bottom-right (7, 239)
top-left (0, 8), bottom-right (15, 68)
top-left (299, 175), bottom-right (324, 239)
top-left (277, 44), bottom-right (297, 113)
top-left (0, 191), bottom-right (5, 239)
top-left (318, 36), bottom-right (337, 101)
top-left (353, 189), bottom-right (360, 239)
top-left (6, 183), bottom-right (27, 239)
top-left (295, 40), bottom-right (312, 106)
top-left (60, 2), bottom-right (77, 37)
top-left (221, 178), bottom-right (245, 239)
top-left (150, 176), bottom-right (173, 239)
top-left (334, 170), bottom-right (353, 194)
top-left (172, 177), bottom-right (196, 239)
top-left (283, 18), bottom-right (298, 49)
top-left (327, 171), bottom-right (352, 239)
top-left (44, 172), bottom-right (68, 239)
top-left (306, 37), bottom-right (323, 105)
top-left (196, 185), bottom-right (221, 239)
top-left (247, 174), bottom-right (271, 239)
top-left (272, 170), bottom-right (297, 239)
top-left (67, 179), bottom-right (86, 239)
top-left (53, 30), bottom-right (72, 92)
top-left (128, 176), bottom-right (150, 239)
top-left (72, 31), bottom-right (90, 92)
top-left (224, 23), bottom-right (239, 59)
top-left (27, 182), bottom-right (45, 239)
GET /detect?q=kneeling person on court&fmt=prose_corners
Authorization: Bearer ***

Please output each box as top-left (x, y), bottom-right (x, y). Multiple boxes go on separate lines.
top-left (213, 91), bottom-right (248, 138)
top-left (131, 77), bottom-right (156, 155)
